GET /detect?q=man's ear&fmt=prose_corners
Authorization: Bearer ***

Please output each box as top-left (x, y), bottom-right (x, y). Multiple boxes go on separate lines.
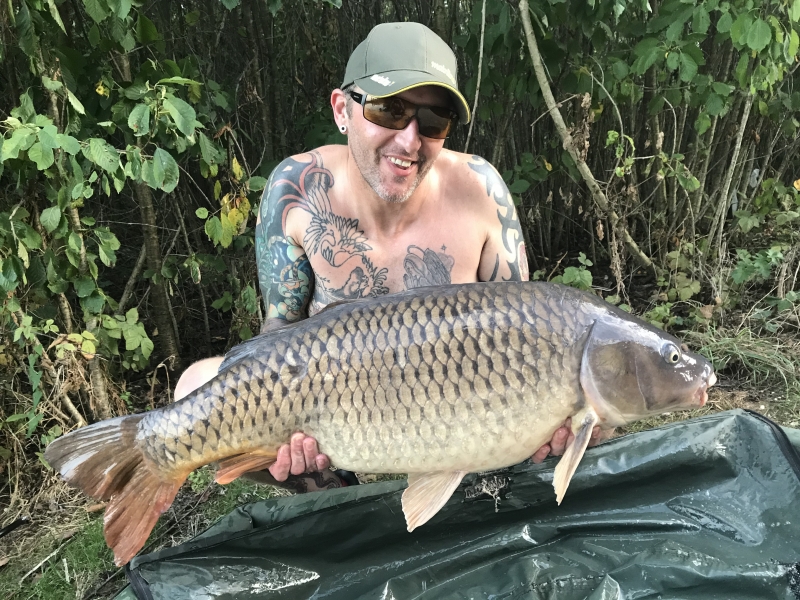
top-left (331, 88), bottom-right (348, 129)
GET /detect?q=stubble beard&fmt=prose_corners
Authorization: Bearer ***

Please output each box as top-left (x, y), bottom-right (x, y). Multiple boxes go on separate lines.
top-left (349, 137), bottom-right (432, 204)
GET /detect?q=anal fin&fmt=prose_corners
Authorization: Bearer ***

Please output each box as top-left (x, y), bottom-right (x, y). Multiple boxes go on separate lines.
top-left (553, 406), bottom-right (600, 504)
top-left (402, 471), bottom-right (467, 532)
top-left (215, 451), bottom-right (277, 485)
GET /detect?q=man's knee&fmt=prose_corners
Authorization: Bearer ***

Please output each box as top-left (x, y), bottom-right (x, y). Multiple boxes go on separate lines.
top-left (174, 356), bottom-right (225, 401)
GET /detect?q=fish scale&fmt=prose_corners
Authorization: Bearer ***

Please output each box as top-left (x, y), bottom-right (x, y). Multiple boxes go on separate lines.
top-left (45, 281), bottom-right (715, 566)
top-left (138, 283), bottom-right (585, 474)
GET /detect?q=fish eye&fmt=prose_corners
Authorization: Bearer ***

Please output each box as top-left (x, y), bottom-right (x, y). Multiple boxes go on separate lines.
top-left (661, 343), bottom-right (682, 364)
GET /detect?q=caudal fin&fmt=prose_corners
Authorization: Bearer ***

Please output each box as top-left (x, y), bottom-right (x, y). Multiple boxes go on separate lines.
top-left (44, 415), bottom-right (186, 566)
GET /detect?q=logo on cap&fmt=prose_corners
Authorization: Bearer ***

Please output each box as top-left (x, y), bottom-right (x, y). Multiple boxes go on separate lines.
top-left (430, 61), bottom-right (455, 84)
top-left (370, 74), bottom-right (394, 87)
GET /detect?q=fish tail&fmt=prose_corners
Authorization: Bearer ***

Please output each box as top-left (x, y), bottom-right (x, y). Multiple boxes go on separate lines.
top-left (44, 415), bottom-right (186, 566)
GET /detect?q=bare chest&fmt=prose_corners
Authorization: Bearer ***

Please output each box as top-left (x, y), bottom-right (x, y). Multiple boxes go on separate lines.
top-left (294, 215), bottom-right (485, 315)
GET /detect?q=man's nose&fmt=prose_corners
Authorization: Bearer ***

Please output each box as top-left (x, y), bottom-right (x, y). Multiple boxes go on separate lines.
top-left (393, 116), bottom-right (422, 154)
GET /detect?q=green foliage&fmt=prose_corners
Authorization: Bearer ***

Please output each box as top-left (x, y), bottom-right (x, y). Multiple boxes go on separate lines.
top-left (551, 252), bottom-right (594, 290)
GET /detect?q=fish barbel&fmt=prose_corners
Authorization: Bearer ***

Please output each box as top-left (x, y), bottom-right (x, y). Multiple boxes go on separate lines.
top-left (45, 282), bottom-right (715, 565)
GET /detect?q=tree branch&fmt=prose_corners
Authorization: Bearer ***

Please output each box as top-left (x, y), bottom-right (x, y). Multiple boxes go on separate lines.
top-left (518, 0), bottom-right (657, 278)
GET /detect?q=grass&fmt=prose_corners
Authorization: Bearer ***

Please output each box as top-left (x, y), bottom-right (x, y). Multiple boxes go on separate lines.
top-left (0, 471), bottom-right (289, 600)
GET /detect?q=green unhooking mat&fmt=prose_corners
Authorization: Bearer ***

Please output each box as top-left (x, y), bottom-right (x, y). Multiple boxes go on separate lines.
top-left (116, 409), bottom-right (800, 599)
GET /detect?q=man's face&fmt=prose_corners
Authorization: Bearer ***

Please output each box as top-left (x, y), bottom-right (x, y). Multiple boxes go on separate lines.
top-left (346, 86), bottom-right (451, 204)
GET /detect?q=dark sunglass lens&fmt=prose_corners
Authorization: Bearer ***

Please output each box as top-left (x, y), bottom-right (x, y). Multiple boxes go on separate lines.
top-left (418, 108), bottom-right (453, 139)
top-left (364, 98), bottom-right (407, 130)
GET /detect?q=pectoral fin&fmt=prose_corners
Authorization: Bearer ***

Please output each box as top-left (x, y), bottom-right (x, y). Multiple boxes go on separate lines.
top-left (215, 451), bottom-right (278, 485)
top-left (402, 471), bottom-right (467, 532)
top-left (552, 406), bottom-right (600, 504)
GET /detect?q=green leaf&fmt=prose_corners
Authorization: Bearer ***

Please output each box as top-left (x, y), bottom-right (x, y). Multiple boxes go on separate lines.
top-left (140, 336), bottom-right (154, 359)
top-left (716, 12), bottom-right (733, 33)
top-left (96, 228), bottom-right (121, 250)
top-left (66, 89), bottom-right (86, 115)
top-left (666, 51), bottom-right (680, 71)
top-left (220, 0), bottom-right (240, 9)
top-left (695, 111), bottom-right (711, 136)
top-left (665, 7), bottom-right (693, 42)
top-left (692, 6), bottom-right (710, 34)
top-left (679, 52), bottom-right (697, 82)
top-left (204, 216), bottom-right (223, 243)
top-left (99, 244), bottom-right (116, 266)
top-left (16, 0), bottom-right (39, 58)
top-left (38, 124), bottom-right (59, 150)
top-left (730, 14), bottom-right (751, 45)
top-left (746, 19), bottom-right (772, 52)
top-left (611, 61), bottom-right (629, 80)
top-left (42, 75), bottom-right (63, 91)
top-left (247, 176), bottom-right (268, 191)
top-left (152, 148), bottom-right (179, 192)
top-left (136, 14), bottom-right (160, 43)
top-left (128, 103), bottom-right (151, 136)
top-left (791, 0), bottom-right (800, 22)
top-left (711, 82), bottom-right (733, 96)
top-left (83, 0), bottom-right (109, 23)
top-left (508, 179), bottom-right (530, 194)
top-left (631, 45), bottom-right (661, 75)
top-left (195, 207), bottom-right (209, 218)
top-left (706, 93), bottom-right (724, 116)
top-left (198, 132), bottom-right (223, 165)
top-left (73, 276), bottom-right (95, 298)
top-left (68, 232), bottom-right (83, 254)
top-left (0, 128), bottom-right (35, 161)
top-left (28, 142), bottom-right (54, 170)
top-left (157, 76), bottom-right (202, 86)
top-left (40, 206), bottom-right (61, 233)
top-left (55, 133), bottom-right (80, 155)
top-left (789, 30), bottom-right (800, 59)
top-left (163, 96), bottom-right (196, 137)
top-left (85, 138), bottom-right (119, 173)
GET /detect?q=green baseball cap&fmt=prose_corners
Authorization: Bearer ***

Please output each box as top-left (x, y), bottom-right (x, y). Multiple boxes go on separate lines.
top-left (342, 22), bottom-right (471, 124)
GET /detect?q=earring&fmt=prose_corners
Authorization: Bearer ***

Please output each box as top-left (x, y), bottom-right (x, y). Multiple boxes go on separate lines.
top-left (339, 124), bottom-right (347, 134)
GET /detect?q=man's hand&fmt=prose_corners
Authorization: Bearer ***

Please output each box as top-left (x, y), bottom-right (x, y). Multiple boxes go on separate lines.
top-left (268, 432), bottom-right (331, 482)
top-left (530, 418), bottom-right (613, 464)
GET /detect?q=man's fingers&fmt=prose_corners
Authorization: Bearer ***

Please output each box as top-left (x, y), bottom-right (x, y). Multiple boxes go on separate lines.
top-left (303, 437), bottom-right (319, 471)
top-left (268, 445), bottom-right (291, 482)
top-left (549, 426), bottom-right (570, 456)
top-left (290, 433), bottom-right (306, 475)
top-left (315, 454), bottom-right (330, 471)
top-left (531, 444), bottom-right (551, 464)
top-left (589, 426), bottom-right (616, 447)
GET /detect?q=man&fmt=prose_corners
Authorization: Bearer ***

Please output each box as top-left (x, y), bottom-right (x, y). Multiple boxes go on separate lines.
top-left (175, 22), bottom-right (603, 492)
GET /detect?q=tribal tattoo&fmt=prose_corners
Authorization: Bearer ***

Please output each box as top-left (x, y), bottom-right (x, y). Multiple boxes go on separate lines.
top-left (468, 156), bottom-right (529, 281)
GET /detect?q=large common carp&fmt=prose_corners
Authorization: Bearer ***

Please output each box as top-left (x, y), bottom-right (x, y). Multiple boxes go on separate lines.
top-left (45, 282), bottom-right (715, 566)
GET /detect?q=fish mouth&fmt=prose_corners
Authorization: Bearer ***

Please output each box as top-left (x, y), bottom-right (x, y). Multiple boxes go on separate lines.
top-left (696, 372), bottom-right (717, 407)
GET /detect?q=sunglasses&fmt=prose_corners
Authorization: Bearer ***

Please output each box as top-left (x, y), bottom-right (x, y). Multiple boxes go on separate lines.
top-left (347, 90), bottom-right (458, 140)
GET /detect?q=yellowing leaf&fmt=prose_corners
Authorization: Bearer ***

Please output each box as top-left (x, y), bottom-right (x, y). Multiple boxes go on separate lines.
top-left (794, 179), bottom-right (800, 191)
top-left (231, 157), bottom-right (243, 181)
top-left (227, 207), bottom-right (243, 228)
top-left (95, 81), bottom-right (110, 97)
top-left (544, 160), bottom-right (553, 172)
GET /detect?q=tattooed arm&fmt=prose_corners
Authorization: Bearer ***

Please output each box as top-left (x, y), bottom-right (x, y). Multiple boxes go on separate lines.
top-left (255, 158), bottom-right (316, 332)
top-left (467, 156), bottom-right (530, 282)
top-left (253, 156), bottom-right (351, 491)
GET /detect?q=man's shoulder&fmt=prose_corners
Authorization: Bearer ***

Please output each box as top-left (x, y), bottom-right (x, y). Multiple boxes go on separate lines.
top-left (437, 150), bottom-right (506, 205)
top-left (268, 146), bottom-right (346, 179)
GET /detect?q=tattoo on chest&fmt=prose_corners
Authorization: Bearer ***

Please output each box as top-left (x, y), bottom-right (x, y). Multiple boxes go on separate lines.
top-left (468, 156), bottom-right (529, 281)
top-left (257, 152), bottom-right (456, 318)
